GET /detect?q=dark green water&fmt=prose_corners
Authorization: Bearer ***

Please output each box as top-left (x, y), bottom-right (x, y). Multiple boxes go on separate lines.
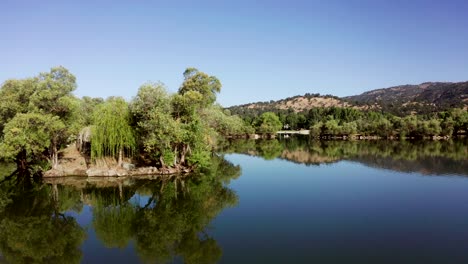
top-left (0, 138), bottom-right (467, 263)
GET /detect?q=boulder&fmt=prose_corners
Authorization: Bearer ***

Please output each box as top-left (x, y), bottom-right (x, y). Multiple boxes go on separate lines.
top-left (122, 162), bottom-right (136, 170)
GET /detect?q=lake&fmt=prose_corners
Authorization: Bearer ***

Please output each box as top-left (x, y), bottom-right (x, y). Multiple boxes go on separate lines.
top-left (0, 137), bottom-right (467, 263)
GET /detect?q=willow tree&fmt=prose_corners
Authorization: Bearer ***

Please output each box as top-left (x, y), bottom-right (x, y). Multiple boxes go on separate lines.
top-left (91, 97), bottom-right (136, 166)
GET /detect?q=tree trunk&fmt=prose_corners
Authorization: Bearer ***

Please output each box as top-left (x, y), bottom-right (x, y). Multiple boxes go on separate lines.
top-left (118, 148), bottom-right (123, 167)
top-left (15, 149), bottom-right (28, 176)
top-left (52, 184), bottom-right (59, 202)
top-left (173, 146), bottom-right (178, 166)
top-left (159, 156), bottom-right (166, 168)
top-left (180, 144), bottom-right (187, 165)
top-left (51, 145), bottom-right (59, 169)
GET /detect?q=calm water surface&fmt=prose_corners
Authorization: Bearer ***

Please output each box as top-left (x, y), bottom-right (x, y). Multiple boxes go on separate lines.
top-left (0, 138), bottom-right (467, 263)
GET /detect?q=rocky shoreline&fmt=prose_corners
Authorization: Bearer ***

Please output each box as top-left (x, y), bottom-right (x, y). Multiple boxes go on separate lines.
top-left (43, 165), bottom-right (191, 177)
top-left (43, 145), bottom-right (191, 178)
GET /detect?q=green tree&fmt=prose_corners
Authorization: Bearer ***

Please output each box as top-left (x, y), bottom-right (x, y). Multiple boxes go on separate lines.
top-left (91, 97), bottom-right (136, 166)
top-left (309, 122), bottom-right (323, 138)
top-left (0, 78), bottom-right (37, 133)
top-left (0, 67), bottom-right (78, 173)
top-left (256, 112), bottom-right (282, 135)
top-left (342, 121), bottom-right (358, 135)
top-left (29, 66), bottom-right (78, 122)
top-left (0, 113), bottom-right (65, 174)
top-left (178, 67), bottom-right (221, 107)
top-left (130, 83), bottom-right (181, 167)
top-left (323, 119), bottom-right (340, 135)
top-left (441, 117), bottom-right (455, 136)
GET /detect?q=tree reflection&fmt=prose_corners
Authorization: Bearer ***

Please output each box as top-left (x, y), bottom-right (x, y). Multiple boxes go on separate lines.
top-left (219, 137), bottom-right (468, 175)
top-left (0, 179), bottom-right (85, 264)
top-left (0, 154), bottom-right (240, 263)
top-left (89, 154), bottom-right (239, 263)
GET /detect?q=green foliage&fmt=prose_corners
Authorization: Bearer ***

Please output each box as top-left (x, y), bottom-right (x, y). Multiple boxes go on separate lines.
top-left (255, 112), bottom-right (282, 134)
top-left (0, 67), bottom-right (77, 173)
top-left (68, 154), bottom-right (240, 263)
top-left (93, 204), bottom-right (136, 248)
top-left (230, 97), bottom-right (467, 138)
top-left (256, 139), bottom-right (283, 160)
top-left (0, 183), bottom-right (86, 264)
top-left (69, 96), bottom-right (104, 136)
top-left (179, 67), bottom-right (221, 107)
top-left (0, 113), bottom-right (65, 169)
top-left (130, 83), bottom-right (181, 165)
top-left (91, 97), bottom-right (136, 161)
top-left (201, 105), bottom-right (254, 136)
top-left (129, 69), bottom-right (252, 169)
top-left (0, 78), bottom-right (37, 132)
top-left (29, 66), bottom-right (77, 121)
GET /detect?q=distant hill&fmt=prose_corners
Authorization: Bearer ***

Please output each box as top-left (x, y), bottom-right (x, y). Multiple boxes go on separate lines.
top-left (227, 94), bottom-right (358, 117)
top-left (344, 81), bottom-right (468, 115)
top-left (227, 82), bottom-right (468, 116)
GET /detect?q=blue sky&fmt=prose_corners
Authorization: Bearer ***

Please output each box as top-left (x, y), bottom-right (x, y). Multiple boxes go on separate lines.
top-left (1, 0), bottom-right (468, 106)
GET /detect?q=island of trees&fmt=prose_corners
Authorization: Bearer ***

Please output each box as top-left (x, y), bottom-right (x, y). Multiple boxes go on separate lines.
top-left (0, 66), bottom-right (466, 178)
top-left (0, 67), bottom-right (253, 178)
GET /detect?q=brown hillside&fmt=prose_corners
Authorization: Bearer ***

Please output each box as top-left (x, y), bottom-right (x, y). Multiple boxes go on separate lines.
top-left (243, 96), bottom-right (358, 113)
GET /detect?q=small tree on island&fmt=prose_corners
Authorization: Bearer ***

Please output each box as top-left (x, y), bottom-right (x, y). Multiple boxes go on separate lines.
top-left (91, 97), bottom-right (136, 167)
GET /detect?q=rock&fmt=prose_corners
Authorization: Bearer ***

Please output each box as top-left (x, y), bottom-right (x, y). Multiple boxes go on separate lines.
top-left (132, 166), bottom-right (159, 175)
top-left (71, 169), bottom-right (87, 176)
top-left (43, 169), bottom-right (64, 177)
top-left (86, 168), bottom-right (109, 177)
top-left (122, 162), bottom-right (136, 170)
top-left (107, 169), bottom-right (118, 176)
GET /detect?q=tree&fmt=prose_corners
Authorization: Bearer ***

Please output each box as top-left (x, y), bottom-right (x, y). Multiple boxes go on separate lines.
top-left (0, 67), bottom-right (78, 174)
top-left (201, 105), bottom-right (254, 137)
top-left (323, 119), bottom-right (340, 135)
top-left (130, 83), bottom-right (182, 167)
top-left (29, 66), bottom-right (78, 122)
top-left (178, 68), bottom-right (221, 107)
top-left (342, 121), bottom-right (358, 135)
top-left (441, 117), bottom-right (455, 136)
top-left (0, 113), bottom-right (65, 174)
top-left (0, 78), bottom-right (37, 133)
top-left (91, 97), bottom-right (136, 166)
top-left (450, 108), bottom-right (468, 134)
top-left (309, 122), bottom-right (323, 138)
top-left (256, 112), bottom-right (282, 135)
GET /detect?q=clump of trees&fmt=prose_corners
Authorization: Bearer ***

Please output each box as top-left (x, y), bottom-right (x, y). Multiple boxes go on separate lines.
top-left (0, 67), bottom-right (253, 177)
top-left (0, 67), bottom-right (78, 177)
top-left (127, 69), bottom-right (252, 169)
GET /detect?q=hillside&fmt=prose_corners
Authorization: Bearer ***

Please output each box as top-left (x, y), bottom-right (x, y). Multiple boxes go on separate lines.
top-left (227, 94), bottom-right (357, 116)
top-left (344, 81), bottom-right (468, 115)
top-left (228, 82), bottom-right (468, 116)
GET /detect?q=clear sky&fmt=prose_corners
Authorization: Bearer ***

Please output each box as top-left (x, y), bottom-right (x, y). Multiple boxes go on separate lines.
top-left (1, 0), bottom-right (468, 106)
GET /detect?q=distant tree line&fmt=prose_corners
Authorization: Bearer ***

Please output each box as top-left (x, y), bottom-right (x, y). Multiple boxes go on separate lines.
top-left (229, 106), bottom-right (468, 138)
